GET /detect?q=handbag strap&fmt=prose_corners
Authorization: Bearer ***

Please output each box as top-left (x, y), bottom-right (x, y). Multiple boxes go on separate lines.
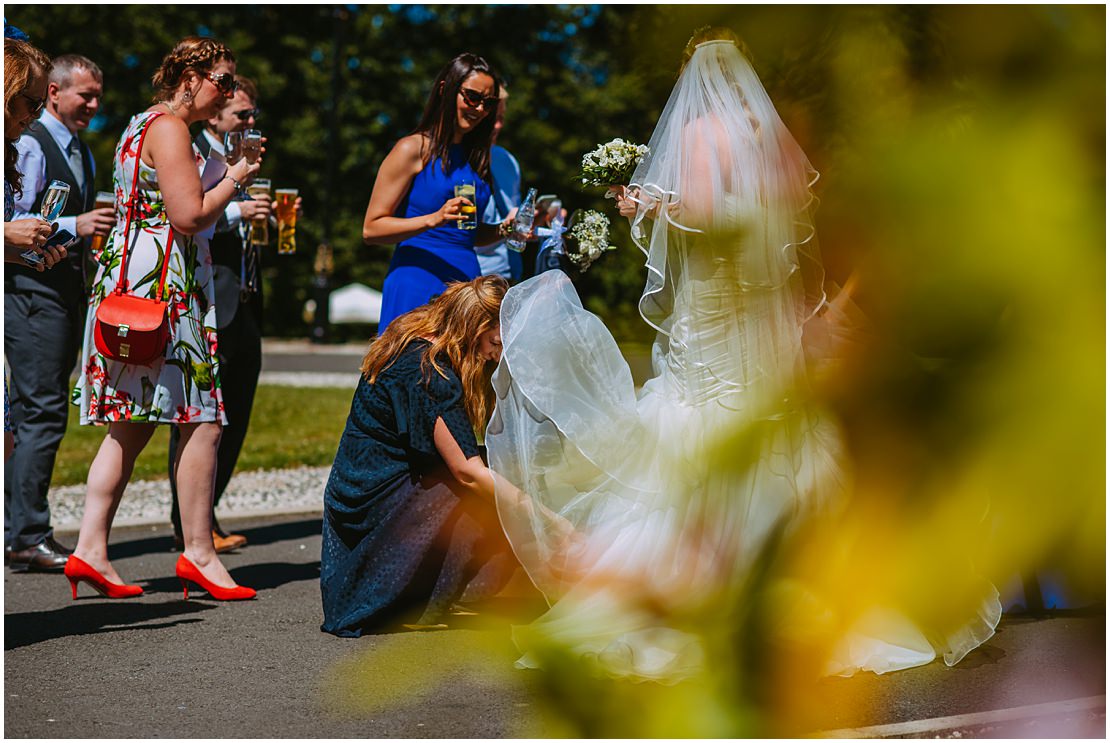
top-left (116, 111), bottom-right (174, 302)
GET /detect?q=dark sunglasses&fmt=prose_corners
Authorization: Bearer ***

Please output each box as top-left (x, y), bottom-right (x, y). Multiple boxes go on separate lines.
top-left (233, 107), bottom-right (260, 121)
top-left (20, 92), bottom-right (45, 118)
top-left (459, 87), bottom-right (499, 111)
top-left (205, 72), bottom-right (240, 97)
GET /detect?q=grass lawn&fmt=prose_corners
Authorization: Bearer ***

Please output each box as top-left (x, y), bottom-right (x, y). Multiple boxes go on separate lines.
top-left (52, 385), bottom-right (354, 488)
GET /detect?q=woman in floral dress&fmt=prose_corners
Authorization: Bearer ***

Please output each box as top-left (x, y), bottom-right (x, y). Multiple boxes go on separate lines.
top-left (68, 37), bottom-right (260, 599)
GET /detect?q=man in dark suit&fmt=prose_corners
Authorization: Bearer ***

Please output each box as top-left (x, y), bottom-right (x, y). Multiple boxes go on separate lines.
top-left (6, 54), bottom-right (115, 571)
top-left (167, 77), bottom-right (271, 553)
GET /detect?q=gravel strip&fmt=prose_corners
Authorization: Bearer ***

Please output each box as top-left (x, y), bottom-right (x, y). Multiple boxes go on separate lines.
top-left (49, 465), bottom-right (330, 530)
top-left (257, 371), bottom-right (361, 388)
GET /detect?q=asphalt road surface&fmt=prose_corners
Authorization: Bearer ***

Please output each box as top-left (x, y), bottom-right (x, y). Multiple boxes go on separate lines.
top-left (5, 513), bottom-right (1104, 738)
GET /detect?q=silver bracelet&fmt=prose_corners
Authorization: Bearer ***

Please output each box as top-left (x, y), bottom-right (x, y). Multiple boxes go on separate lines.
top-left (223, 174), bottom-right (243, 193)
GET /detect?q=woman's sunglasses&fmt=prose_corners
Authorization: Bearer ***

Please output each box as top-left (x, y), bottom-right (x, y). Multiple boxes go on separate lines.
top-left (233, 107), bottom-right (260, 122)
top-left (20, 92), bottom-right (46, 118)
top-left (205, 72), bottom-right (240, 97)
top-left (459, 87), bottom-right (499, 111)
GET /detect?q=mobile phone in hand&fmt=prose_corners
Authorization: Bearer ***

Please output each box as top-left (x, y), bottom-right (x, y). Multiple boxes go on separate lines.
top-left (21, 228), bottom-right (78, 266)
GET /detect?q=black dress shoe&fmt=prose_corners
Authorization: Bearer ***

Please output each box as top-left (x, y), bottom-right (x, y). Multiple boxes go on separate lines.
top-left (8, 541), bottom-right (69, 572)
top-left (44, 536), bottom-right (73, 556)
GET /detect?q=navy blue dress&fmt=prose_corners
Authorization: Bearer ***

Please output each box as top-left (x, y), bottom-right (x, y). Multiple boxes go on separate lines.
top-left (377, 146), bottom-right (491, 332)
top-left (320, 340), bottom-right (513, 636)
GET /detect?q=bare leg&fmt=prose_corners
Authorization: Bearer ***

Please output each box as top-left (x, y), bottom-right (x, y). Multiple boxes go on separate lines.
top-left (73, 422), bottom-right (157, 583)
top-left (174, 421), bottom-right (238, 588)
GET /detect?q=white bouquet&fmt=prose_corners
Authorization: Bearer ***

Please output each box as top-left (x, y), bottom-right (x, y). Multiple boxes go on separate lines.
top-left (580, 138), bottom-right (649, 187)
top-left (564, 210), bottom-right (615, 272)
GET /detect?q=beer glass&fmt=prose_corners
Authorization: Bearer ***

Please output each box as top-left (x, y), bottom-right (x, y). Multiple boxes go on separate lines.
top-left (224, 131), bottom-right (243, 164)
top-left (90, 191), bottom-right (115, 254)
top-left (275, 188), bottom-right (298, 255)
top-left (242, 129), bottom-right (262, 164)
top-left (454, 183), bottom-right (477, 230)
top-left (247, 178), bottom-right (272, 244)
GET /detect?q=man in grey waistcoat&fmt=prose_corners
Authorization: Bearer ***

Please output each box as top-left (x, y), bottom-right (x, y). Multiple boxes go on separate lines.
top-left (6, 54), bottom-right (115, 571)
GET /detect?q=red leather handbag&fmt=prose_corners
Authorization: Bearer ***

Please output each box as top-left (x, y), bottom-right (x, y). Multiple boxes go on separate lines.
top-left (94, 113), bottom-right (173, 367)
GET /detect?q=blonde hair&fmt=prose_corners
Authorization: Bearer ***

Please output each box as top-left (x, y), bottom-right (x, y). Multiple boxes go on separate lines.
top-left (151, 36), bottom-right (235, 102)
top-left (361, 275), bottom-right (508, 428)
top-left (4, 38), bottom-right (52, 196)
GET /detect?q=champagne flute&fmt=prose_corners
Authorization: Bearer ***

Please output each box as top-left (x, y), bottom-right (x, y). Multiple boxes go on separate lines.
top-left (242, 129), bottom-right (262, 164)
top-left (224, 131), bottom-right (243, 164)
top-left (21, 180), bottom-right (69, 266)
top-left (40, 179), bottom-right (70, 223)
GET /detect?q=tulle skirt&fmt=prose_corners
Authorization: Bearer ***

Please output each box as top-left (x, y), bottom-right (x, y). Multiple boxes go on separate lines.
top-left (487, 271), bottom-right (1000, 682)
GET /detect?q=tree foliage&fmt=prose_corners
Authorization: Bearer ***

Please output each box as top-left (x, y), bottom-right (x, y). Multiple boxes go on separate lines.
top-left (10, 5), bottom-right (1103, 345)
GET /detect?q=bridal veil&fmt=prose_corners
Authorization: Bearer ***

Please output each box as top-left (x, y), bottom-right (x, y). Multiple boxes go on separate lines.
top-left (486, 37), bottom-right (998, 681)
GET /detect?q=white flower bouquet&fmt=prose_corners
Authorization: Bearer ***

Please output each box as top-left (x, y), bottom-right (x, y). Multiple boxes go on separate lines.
top-left (564, 210), bottom-right (615, 272)
top-left (580, 138), bottom-right (649, 187)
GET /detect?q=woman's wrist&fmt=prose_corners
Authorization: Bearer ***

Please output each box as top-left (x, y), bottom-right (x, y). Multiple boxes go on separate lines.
top-left (222, 174), bottom-right (243, 194)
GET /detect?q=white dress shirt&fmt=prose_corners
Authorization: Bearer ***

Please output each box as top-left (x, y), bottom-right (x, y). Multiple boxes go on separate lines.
top-left (201, 129), bottom-right (243, 229)
top-left (12, 110), bottom-right (95, 236)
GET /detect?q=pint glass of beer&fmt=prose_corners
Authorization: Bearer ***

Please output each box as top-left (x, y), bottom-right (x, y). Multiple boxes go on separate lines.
top-left (454, 183), bottom-right (477, 230)
top-left (247, 178), bottom-right (271, 244)
top-left (275, 188), bottom-right (298, 255)
top-left (90, 191), bottom-right (115, 254)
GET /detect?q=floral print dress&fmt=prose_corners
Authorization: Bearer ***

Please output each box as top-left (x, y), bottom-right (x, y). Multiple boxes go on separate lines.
top-left (74, 111), bottom-right (225, 425)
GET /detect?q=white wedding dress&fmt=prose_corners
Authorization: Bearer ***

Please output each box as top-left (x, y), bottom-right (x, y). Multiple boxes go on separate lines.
top-left (486, 40), bottom-right (1000, 682)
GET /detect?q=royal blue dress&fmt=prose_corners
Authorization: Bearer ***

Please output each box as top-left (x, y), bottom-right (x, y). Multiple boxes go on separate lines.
top-left (377, 146), bottom-right (491, 331)
top-left (320, 340), bottom-right (514, 636)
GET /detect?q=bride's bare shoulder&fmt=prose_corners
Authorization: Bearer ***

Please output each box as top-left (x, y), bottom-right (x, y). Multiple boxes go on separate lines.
top-left (682, 116), bottom-right (740, 174)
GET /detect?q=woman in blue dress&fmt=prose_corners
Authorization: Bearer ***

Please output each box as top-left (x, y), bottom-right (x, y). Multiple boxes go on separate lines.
top-left (363, 53), bottom-right (510, 332)
top-left (320, 275), bottom-right (516, 636)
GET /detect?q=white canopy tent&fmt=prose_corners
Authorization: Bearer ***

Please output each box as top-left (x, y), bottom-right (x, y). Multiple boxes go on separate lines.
top-left (306, 282), bottom-right (383, 325)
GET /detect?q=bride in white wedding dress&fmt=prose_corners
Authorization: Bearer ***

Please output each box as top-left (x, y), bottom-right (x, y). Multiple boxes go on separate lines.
top-left (486, 29), bottom-right (1000, 682)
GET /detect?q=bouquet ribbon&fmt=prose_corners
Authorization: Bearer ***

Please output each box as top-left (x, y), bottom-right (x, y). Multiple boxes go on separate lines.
top-left (535, 211), bottom-right (567, 254)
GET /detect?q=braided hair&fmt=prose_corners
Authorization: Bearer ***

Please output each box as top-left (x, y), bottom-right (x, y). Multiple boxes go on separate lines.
top-left (151, 36), bottom-right (235, 102)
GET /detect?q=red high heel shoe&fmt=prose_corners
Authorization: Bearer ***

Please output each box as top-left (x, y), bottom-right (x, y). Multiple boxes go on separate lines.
top-left (175, 555), bottom-right (256, 601)
top-left (64, 555), bottom-right (144, 599)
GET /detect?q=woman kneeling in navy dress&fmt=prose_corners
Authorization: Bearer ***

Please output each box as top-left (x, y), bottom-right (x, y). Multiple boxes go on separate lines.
top-left (321, 275), bottom-right (515, 636)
